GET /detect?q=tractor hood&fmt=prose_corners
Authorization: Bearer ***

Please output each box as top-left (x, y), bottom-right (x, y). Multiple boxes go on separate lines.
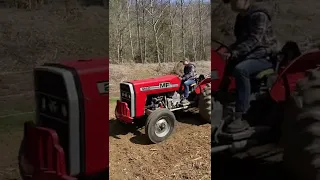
top-left (126, 74), bottom-right (181, 92)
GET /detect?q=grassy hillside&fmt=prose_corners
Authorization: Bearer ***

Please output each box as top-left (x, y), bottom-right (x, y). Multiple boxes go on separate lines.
top-left (0, 5), bottom-right (108, 72)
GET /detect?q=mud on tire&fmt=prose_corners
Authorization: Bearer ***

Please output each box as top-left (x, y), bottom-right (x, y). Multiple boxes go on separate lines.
top-left (145, 108), bottom-right (176, 144)
top-left (283, 69), bottom-right (320, 180)
top-left (199, 83), bottom-right (211, 123)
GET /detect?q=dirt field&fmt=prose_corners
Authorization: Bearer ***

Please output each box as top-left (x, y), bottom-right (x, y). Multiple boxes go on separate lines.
top-left (109, 61), bottom-right (212, 180)
top-left (0, 4), bottom-right (108, 179)
top-left (0, 116), bottom-right (30, 179)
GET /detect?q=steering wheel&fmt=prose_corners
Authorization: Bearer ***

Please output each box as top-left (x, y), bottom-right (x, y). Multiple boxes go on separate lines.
top-left (212, 39), bottom-right (233, 60)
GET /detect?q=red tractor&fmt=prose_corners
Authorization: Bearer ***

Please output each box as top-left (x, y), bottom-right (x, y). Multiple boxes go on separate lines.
top-left (18, 58), bottom-right (109, 180)
top-left (115, 71), bottom-right (212, 143)
top-left (211, 40), bottom-right (320, 179)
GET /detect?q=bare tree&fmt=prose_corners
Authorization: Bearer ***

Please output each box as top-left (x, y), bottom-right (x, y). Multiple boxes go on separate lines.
top-left (146, 0), bottom-right (169, 63)
top-left (189, 0), bottom-right (197, 61)
top-left (127, 0), bottom-right (135, 60)
top-left (141, 0), bottom-right (147, 63)
top-left (135, 0), bottom-right (143, 63)
top-left (110, 0), bottom-right (210, 63)
top-left (180, 0), bottom-right (186, 57)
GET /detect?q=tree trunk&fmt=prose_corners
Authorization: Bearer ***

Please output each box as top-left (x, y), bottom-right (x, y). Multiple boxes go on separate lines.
top-left (190, 0), bottom-right (197, 61)
top-left (142, 0), bottom-right (146, 63)
top-left (127, 0), bottom-right (135, 61)
top-left (169, 0), bottom-right (174, 62)
top-left (180, 0), bottom-right (185, 58)
top-left (135, 0), bottom-right (142, 63)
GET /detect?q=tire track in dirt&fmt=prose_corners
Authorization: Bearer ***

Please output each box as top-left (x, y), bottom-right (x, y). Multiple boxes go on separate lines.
top-left (109, 103), bottom-right (211, 180)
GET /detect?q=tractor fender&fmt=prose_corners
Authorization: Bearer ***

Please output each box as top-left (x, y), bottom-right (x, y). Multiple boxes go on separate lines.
top-left (195, 77), bottom-right (211, 94)
top-left (270, 50), bottom-right (320, 102)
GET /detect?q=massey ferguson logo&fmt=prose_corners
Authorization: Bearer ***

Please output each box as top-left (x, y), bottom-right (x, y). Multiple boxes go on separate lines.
top-left (140, 82), bottom-right (179, 91)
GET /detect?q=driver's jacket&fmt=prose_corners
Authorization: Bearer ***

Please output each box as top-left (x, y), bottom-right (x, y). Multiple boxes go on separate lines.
top-left (230, 5), bottom-right (279, 60)
top-left (182, 63), bottom-right (196, 81)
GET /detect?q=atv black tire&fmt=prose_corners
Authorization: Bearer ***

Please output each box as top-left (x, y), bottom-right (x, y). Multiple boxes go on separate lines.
top-left (283, 69), bottom-right (320, 180)
top-left (199, 83), bottom-right (211, 123)
top-left (145, 108), bottom-right (176, 144)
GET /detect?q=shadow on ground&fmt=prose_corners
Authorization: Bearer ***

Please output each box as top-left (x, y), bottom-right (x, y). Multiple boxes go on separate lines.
top-left (109, 110), bottom-right (208, 145)
top-left (211, 147), bottom-right (293, 180)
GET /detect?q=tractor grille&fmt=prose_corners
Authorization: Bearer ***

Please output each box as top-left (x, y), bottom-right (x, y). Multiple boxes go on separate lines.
top-left (120, 83), bottom-right (132, 112)
top-left (34, 70), bottom-right (70, 174)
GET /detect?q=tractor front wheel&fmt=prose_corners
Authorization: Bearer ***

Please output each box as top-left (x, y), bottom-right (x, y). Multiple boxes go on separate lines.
top-left (199, 83), bottom-right (211, 123)
top-left (283, 69), bottom-right (320, 180)
top-left (145, 108), bottom-right (176, 144)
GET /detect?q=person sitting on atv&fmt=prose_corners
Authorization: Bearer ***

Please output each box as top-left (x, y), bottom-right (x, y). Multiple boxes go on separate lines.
top-left (222, 0), bottom-right (278, 133)
top-left (180, 58), bottom-right (196, 105)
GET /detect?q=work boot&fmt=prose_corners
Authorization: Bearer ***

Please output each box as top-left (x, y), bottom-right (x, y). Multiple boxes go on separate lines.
top-left (226, 112), bottom-right (250, 133)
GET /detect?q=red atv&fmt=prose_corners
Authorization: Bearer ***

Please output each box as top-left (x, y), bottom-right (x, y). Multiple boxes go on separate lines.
top-left (18, 58), bottom-right (109, 180)
top-left (115, 72), bottom-right (211, 144)
top-left (211, 40), bottom-right (320, 179)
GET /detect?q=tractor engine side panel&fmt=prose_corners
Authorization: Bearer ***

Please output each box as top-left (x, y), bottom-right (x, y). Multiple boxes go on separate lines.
top-left (129, 75), bottom-right (181, 117)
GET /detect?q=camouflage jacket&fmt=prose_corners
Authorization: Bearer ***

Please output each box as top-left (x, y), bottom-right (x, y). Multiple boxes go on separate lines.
top-left (230, 5), bottom-right (278, 60)
top-left (182, 63), bottom-right (196, 81)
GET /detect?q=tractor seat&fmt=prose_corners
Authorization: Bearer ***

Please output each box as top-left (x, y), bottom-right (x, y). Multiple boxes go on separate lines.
top-left (255, 68), bottom-right (275, 79)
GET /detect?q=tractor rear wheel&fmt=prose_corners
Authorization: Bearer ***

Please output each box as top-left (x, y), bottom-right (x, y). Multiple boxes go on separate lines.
top-left (283, 69), bottom-right (320, 180)
top-left (145, 108), bottom-right (176, 144)
top-left (199, 83), bottom-right (211, 123)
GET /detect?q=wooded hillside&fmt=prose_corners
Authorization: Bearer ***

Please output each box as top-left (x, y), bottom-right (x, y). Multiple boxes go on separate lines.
top-left (110, 0), bottom-right (210, 64)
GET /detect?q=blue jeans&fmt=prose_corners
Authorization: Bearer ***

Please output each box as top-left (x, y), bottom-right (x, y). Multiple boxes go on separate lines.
top-left (183, 79), bottom-right (196, 98)
top-left (232, 59), bottom-right (273, 113)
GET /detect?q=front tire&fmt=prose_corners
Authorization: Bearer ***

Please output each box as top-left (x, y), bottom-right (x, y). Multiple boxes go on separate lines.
top-left (145, 108), bottom-right (176, 144)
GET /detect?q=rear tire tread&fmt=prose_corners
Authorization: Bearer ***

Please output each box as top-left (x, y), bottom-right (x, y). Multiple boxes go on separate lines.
top-left (283, 69), bottom-right (320, 180)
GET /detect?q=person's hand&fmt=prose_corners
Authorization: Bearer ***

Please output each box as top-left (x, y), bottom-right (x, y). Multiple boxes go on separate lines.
top-left (221, 52), bottom-right (231, 60)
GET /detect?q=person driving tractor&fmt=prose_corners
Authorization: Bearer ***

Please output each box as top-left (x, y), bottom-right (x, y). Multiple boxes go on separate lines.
top-left (180, 58), bottom-right (196, 105)
top-left (221, 0), bottom-right (278, 133)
